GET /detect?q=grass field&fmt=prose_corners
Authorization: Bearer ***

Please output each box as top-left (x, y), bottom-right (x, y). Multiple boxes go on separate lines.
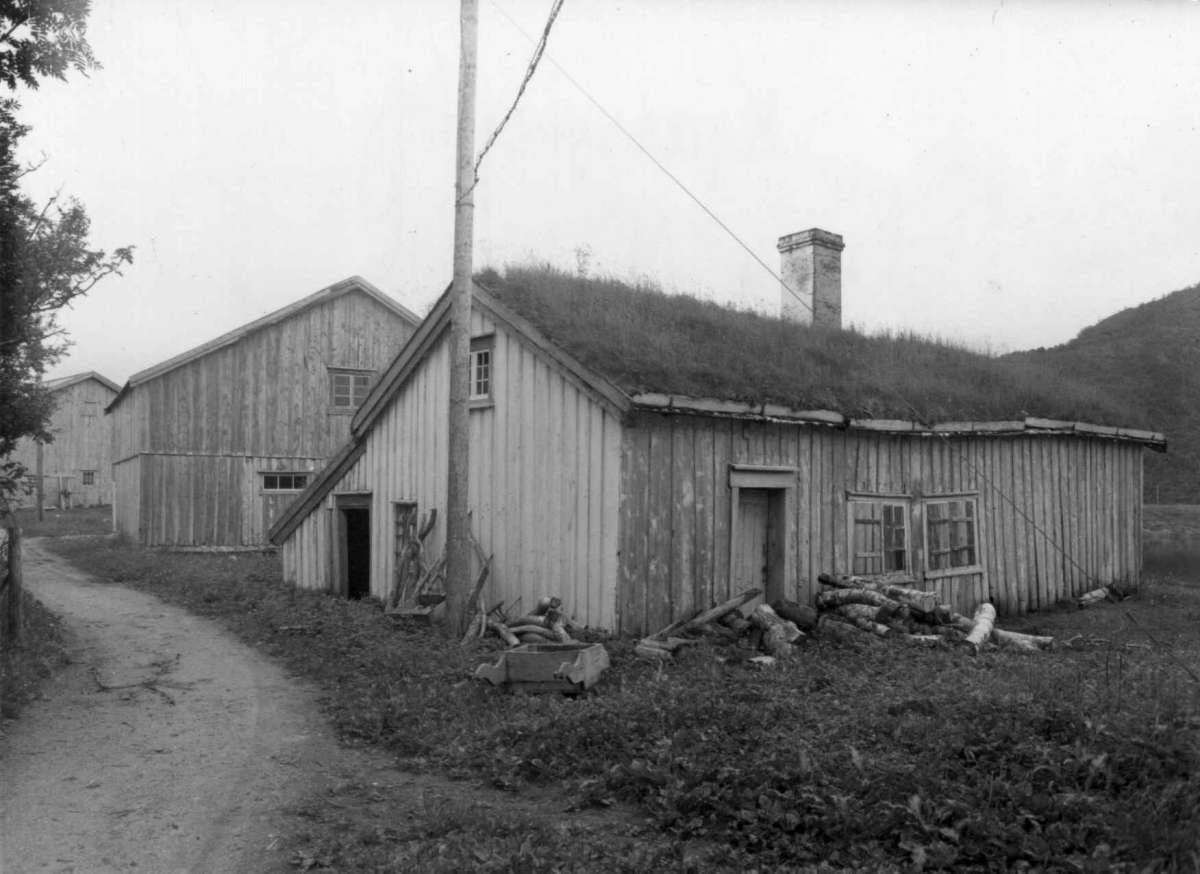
top-left (36, 527), bottom-right (1200, 873)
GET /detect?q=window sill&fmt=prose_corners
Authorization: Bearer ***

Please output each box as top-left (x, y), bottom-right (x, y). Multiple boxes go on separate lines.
top-left (328, 408), bottom-right (355, 416)
top-left (470, 398), bottom-right (494, 411)
top-left (924, 565), bottom-right (983, 580)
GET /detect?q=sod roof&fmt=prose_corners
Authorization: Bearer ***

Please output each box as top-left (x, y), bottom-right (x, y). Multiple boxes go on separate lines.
top-left (478, 264), bottom-right (1148, 429)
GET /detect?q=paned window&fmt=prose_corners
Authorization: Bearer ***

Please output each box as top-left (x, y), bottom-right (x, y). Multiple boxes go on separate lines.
top-left (82, 401), bottom-right (99, 420)
top-left (470, 336), bottom-right (493, 402)
top-left (81, 470), bottom-right (96, 486)
top-left (850, 499), bottom-right (908, 574)
top-left (262, 473), bottom-right (309, 491)
top-left (926, 498), bottom-right (978, 571)
top-left (329, 369), bottom-right (372, 410)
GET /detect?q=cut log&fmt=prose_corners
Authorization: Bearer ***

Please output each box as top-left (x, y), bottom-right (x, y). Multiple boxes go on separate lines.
top-left (487, 619), bottom-right (520, 647)
top-left (816, 573), bottom-right (938, 614)
top-left (549, 619), bottom-right (574, 644)
top-left (748, 604), bottom-right (804, 658)
top-left (1077, 587), bottom-right (1110, 608)
top-left (650, 588), bottom-right (762, 640)
top-left (815, 614), bottom-right (885, 646)
top-left (635, 642), bottom-right (673, 661)
top-left (964, 603), bottom-right (997, 651)
top-left (901, 634), bottom-right (944, 647)
top-left (507, 624), bottom-right (557, 641)
top-left (718, 611), bottom-right (752, 637)
top-left (816, 588), bottom-right (898, 612)
top-left (831, 604), bottom-right (891, 637)
top-left (770, 600), bottom-right (818, 633)
top-left (991, 628), bottom-right (1054, 652)
top-left (533, 596), bottom-right (563, 616)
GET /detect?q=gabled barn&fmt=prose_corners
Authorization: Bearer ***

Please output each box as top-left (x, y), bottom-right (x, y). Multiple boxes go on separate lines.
top-left (108, 277), bottom-right (419, 547)
top-left (269, 234), bottom-right (1164, 633)
top-left (4, 371), bottom-right (120, 509)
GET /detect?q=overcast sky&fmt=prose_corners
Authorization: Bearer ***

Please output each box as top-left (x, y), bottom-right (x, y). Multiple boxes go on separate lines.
top-left (17, 0), bottom-right (1200, 383)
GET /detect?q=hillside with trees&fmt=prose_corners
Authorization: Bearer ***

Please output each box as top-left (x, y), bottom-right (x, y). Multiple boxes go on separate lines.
top-left (1008, 282), bottom-right (1200, 503)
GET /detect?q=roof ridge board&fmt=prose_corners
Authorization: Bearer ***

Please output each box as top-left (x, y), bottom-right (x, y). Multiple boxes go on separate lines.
top-left (268, 439), bottom-right (369, 545)
top-left (123, 277), bottom-right (415, 390)
top-left (43, 371), bottom-right (120, 393)
top-left (473, 283), bottom-right (632, 416)
top-left (351, 289), bottom-right (453, 436)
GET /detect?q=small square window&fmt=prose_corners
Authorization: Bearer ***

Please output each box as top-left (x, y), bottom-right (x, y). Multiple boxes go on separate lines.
top-left (329, 369), bottom-right (373, 410)
top-left (470, 336), bottom-right (493, 402)
top-left (82, 401), bottom-right (99, 420)
top-left (81, 470), bottom-right (96, 486)
top-left (263, 473), bottom-right (309, 492)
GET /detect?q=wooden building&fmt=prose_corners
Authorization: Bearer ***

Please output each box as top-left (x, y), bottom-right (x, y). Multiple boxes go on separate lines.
top-left (269, 258), bottom-right (1164, 635)
top-left (4, 371), bottom-right (120, 509)
top-left (108, 277), bottom-right (419, 547)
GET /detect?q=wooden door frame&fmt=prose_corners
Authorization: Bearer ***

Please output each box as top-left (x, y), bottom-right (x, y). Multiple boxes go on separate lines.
top-left (331, 493), bottom-right (372, 597)
top-left (728, 466), bottom-right (796, 603)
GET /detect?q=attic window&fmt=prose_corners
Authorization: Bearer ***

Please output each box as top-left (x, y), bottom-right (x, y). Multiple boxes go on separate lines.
top-left (470, 335), bottom-right (493, 404)
top-left (83, 401), bottom-right (99, 420)
top-left (329, 368), bottom-right (372, 411)
top-left (262, 473), bottom-right (309, 492)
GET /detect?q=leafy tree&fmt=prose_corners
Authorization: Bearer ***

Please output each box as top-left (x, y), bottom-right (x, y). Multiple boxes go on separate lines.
top-left (0, 0), bottom-right (98, 90)
top-left (0, 0), bottom-right (131, 505)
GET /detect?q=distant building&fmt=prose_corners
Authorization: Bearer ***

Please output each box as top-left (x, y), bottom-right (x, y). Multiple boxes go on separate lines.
top-left (269, 236), bottom-right (1164, 632)
top-left (108, 277), bottom-right (419, 547)
top-left (5, 371), bottom-right (120, 509)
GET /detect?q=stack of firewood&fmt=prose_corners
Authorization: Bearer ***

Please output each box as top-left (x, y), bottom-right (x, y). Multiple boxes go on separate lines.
top-left (630, 576), bottom-right (1055, 662)
top-left (478, 596), bottom-right (579, 647)
top-left (813, 573), bottom-right (1054, 652)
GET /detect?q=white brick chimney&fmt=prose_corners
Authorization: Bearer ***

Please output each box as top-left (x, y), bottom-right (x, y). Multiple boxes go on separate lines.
top-left (777, 228), bottom-right (844, 329)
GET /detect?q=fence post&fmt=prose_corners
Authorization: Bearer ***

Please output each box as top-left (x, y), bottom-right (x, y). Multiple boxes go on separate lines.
top-left (2, 520), bottom-right (21, 648)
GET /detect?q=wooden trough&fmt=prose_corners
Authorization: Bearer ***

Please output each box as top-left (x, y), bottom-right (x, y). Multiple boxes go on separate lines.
top-left (475, 642), bottom-right (610, 694)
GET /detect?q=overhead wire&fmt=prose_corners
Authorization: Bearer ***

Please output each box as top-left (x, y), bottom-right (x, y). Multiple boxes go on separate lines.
top-left (489, 2), bottom-right (1107, 596)
top-left (473, 0), bottom-right (566, 186)
top-left (487, 0), bottom-right (812, 314)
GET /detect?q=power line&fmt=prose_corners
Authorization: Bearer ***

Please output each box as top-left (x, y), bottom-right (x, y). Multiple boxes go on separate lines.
top-left (487, 0), bottom-right (812, 314)
top-left (472, 0), bottom-right (566, 187)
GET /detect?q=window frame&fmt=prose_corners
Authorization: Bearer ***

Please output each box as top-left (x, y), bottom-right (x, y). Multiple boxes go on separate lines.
top-left (80, 470), bottom-right (96, 486)
top-left (469, 334), bottom-right (494, 407)
top-left (846, 493), bottom-right (912, 576)
top-left (922, 493), bottom-right (982, 578)
top-left (328, 368), bottom-right (374, 413)
top-left (261, 472), bottom-right (311, 493)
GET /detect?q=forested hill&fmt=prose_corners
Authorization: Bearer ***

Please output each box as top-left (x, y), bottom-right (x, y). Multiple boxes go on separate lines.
top-left (1007, 282), bottom-right (1200, 503)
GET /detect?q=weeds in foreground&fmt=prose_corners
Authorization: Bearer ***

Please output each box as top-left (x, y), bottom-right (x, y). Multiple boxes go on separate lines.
top-left (0, 591), bottom-right (70, 720)
top-left (44, 536), bottom-right (1200, 871)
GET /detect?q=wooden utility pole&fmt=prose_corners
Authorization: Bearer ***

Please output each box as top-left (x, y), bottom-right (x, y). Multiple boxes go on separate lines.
top-left (35, 439), bottom-right (44, 522)
top-left (443, 0), bottom-right (479, 636)
top-left (2, 520), bottom-right (22, 648)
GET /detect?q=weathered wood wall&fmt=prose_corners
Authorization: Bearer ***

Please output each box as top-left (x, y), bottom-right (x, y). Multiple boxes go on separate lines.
top-left (110, 289), bottom-right (415, 546)
top-left (281, 307), bottom-right (624, 629)
top-left (617, 413), bottom-right (1144, 634)
top-left (7, 377), bottom-right (116, 508)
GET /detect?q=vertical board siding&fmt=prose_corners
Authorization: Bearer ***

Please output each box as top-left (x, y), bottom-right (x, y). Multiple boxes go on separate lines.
top-left (617, 416), bottom-right (1148, 634)
top-left (7, 378), bottom-right (117, 508)
top-left (280, 311), bottom-right (622, 630)
top-left (106, 289), bottom-right (415, 545)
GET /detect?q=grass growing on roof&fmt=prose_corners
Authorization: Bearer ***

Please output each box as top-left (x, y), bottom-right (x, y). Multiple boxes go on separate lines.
top-left (477, 264), bottom-right (1141, 427)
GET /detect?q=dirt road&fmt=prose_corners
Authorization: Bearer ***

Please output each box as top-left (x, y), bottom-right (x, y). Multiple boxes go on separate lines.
top-left (0, 540), bottom-right (382, 873)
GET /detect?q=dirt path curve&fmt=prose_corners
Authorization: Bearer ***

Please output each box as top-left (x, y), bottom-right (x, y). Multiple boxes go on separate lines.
top-left (0, 539), bottom-right (386, 874)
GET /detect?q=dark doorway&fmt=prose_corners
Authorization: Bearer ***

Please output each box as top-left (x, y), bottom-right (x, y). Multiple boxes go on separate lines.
top-left (335, 494), bottom-right (372, 599)
top-left (343, 509), bottom-right (371, 599)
